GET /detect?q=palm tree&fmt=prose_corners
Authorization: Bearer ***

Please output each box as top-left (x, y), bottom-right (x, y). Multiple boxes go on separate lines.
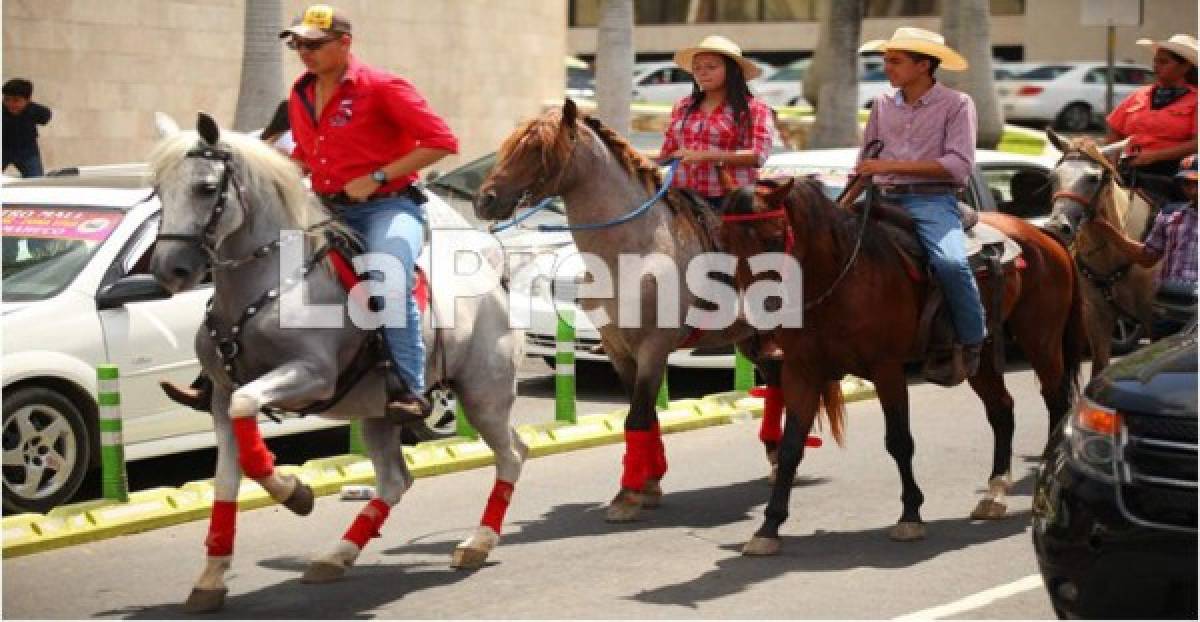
top-left (594, 0), bottom-right (634, 135)
top-left (806, 0), bottom-right (863, 148)
top-left (233, 0), bottom-right (282, 132)
top-left (941, 0), bottom-right (1004, 148)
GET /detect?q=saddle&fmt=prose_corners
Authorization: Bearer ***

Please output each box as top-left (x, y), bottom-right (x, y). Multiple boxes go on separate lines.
top-left (850, 198), bottom-right (1025, 387)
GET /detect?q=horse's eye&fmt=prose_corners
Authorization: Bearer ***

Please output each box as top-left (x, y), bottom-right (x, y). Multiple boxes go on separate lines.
top-left (192, 181), bottom-right (219, 196)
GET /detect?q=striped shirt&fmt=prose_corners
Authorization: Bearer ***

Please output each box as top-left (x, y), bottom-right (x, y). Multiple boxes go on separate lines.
top-left (859, 81), bottom-right (977, 186)
top-left (660, 95), bottom-right (775, 199)
top-left (1144, 204), bottom-right (1197, 286)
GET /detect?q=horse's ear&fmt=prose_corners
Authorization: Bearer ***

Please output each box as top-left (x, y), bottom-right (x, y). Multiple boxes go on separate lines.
top-left (562, 98), bottom-right (578, 129)
top-left (762, 177), bottom-right (794, 204)
top-left (1100, 138), bottom-right (1129, 166)
top-left (1046, 128), bottom-right (1069, 153)
top-left (154, 112), bottom-right (180, 138)
top-left (196, 112), bottom-right (220, 146)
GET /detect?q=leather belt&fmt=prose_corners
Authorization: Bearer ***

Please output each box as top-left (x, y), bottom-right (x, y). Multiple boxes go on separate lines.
top-left (877, 183), bottom-right (960, 196)
top-left (317, 184), bottom-right (427, 207)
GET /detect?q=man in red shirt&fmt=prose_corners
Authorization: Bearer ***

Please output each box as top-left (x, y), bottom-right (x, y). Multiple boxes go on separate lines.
top-left (282, 4), bottom-right (458, 417)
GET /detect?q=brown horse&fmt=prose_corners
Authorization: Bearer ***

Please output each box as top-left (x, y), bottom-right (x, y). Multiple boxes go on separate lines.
top-left (1043, 130), bottom-right (1158, 377)
top-left (475, 100), bottom-right (831, 522)
top-left (720, 176), bottom-right (1085, 554)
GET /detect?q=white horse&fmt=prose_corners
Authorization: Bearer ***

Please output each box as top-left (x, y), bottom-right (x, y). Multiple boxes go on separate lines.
top-left (149, 113), bottom-right (526, 612)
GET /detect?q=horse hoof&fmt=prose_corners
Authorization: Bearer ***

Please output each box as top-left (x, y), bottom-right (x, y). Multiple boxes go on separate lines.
top-left (641, 480), bottom-right (663, 509)
top-left (742, 536), bottom-right (782, 556)
top-left (183, 587), bottom-right (228, 613)
top-left (302, 560), bottom-right (347, 584)
top-left (282, 479), bottom-right (314, 516)
top-left (451, 546), bottom-right (490, 570)
top-left (970, 499), bottom-right (1008, 520)
top-left (605, 489), bottom-right (643, 522)
top-left (888, 522), bottom-right (927, 542)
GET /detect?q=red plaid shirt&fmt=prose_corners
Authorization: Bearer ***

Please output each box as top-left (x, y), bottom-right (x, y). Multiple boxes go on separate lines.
top-left (660, 95), bottom-right (775, 198)
top-left (1144, 203), bottom-right (1198, 286)
top-left (288, 55), bottom-right (458, 195)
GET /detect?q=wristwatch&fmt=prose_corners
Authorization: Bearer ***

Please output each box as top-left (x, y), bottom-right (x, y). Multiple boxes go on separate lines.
top-left (371, 169), bottom-right (388, 184)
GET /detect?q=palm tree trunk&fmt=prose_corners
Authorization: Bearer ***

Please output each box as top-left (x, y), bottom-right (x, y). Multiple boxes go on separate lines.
top-left (941, 0), bottom-right (1004, 148)
top-left (595, 0), bottom-right (634, 135)
top-left (233, 0), bottom-right (282, 132)
top-left (807, 0), bottom-right (863, 148)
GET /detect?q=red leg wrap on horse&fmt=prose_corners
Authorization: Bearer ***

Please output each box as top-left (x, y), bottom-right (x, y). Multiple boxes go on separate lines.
top-left (205, 500), bottom-right (237, 557)
top-left (621, 430), bottom-right (657, 491)
top-left (649, 423), bottom-right (667, 479)
top-left (481, 480), bottom-right (515, 533)
top-left (343, 498), bottom-right (391, 549)
top-left (231, 417), bottom-right (275, 479)
top-left (758, 386), bottom-right (785, 443)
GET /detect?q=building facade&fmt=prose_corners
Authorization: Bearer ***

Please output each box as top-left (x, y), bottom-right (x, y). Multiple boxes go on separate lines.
top-left (2, 0), bottom-right (565, 172)
top-left (569, 0), bottom-right (1197, 66)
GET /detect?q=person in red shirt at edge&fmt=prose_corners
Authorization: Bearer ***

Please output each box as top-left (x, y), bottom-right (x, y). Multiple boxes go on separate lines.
top-left (658, 35), bottom-right (776, 208)
top-left (1096, 34), bottom-right (1197, 205)
top-left (162, 4), bottom-right (457, 419)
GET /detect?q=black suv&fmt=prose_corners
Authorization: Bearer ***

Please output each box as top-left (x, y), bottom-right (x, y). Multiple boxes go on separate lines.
top-left (1033, 322), bottom-right (1197, 619)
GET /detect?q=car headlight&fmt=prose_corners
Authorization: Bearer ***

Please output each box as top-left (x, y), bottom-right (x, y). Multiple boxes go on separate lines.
top-left (1064, 398), bottom-right (1120, 482)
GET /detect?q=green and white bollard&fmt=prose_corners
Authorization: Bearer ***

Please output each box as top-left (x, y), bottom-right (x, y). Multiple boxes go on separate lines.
top-left (97, 365), bottom-right (128, 502)
top-left (734, 349), bottom-right (755, 392)
top-left (349, 420), bottom-right (366, 455)
top-left (656, 373), bottom-right (670, 410)
top-left (555, 307), bottom-right (577, 424)
top-left (454, 396), bottom-right (477, 439)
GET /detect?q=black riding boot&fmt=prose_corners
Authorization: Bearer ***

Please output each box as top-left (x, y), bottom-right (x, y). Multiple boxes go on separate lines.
top-left (160, 373), bottom-right (214, 412)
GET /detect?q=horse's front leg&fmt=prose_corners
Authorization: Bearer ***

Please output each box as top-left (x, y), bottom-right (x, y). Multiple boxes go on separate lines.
top-left (743, 359), bottom-right (821, 556)
top-left (606, 342), bottom-right (673, 523)
top-left (305, 417), bottom-right (410, 583)
top-left (227, 362), bottom-right (331, 514)
top-left (184, 390), bottom-right (240, 613)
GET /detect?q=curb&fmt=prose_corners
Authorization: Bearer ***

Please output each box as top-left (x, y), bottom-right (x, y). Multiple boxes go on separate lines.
top-left (2, 380), bottom-right (876, 559)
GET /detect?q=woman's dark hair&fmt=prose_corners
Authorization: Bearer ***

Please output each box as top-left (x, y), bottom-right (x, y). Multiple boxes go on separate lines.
top-left (2, 78), bottom-right (33, 98)
top-left (685, 54), bottom-right (753, 136)
top-left (902, 51), bottom-right (941, 77)
top-left (1162, 49), bottom-right (1198, 86)
top-left (261, 100), bottom-right (290, 143)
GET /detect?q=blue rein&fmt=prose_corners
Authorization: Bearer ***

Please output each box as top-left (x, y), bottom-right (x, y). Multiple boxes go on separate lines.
top-left (489, 159), bottom-right (681, 233)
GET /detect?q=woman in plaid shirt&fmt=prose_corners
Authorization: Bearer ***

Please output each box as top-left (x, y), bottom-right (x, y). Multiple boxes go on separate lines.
top-left (658, 35), bottom-right (776, 207)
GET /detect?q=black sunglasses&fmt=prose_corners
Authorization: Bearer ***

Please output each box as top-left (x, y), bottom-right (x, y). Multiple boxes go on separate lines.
top-left (286, 37), bottom-right (336, 51)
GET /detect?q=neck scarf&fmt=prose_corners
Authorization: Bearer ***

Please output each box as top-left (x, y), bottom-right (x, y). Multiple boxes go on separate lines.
top-left (1151, 85), bottom-right (1190, 110)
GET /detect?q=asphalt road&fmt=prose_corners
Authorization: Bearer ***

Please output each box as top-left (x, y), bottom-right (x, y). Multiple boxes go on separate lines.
top-left (5, 362), bottom-right (1062, 619)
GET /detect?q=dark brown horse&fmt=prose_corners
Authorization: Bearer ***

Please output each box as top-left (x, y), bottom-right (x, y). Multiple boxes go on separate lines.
top-left (720, 177), bottom-right (1085, 554)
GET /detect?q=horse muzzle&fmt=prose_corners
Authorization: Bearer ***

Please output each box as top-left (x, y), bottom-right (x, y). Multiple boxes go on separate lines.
top-left (149, 243), bottom-right (209, 294)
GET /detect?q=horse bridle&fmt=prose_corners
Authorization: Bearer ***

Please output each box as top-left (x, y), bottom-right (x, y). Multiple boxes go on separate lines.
top-left (1050, 155), bottom-right (1112, 224)
top-left (156, 147), bottom-right (240, 256)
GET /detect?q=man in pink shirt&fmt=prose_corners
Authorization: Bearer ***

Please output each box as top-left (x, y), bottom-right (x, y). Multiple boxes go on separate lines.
top-left (856, 28), bottom-right (986, 375)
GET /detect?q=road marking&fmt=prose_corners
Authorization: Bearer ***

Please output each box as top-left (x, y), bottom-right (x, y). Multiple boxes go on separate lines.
top-left (892, 574), bottom-right (1044, 620)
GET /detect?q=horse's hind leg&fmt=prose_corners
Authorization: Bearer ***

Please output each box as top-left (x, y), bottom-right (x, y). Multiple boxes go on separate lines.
top-left (305, 417), bottom-right (411, 583)
top-left (450, 379), bottom-right (528, 569)
top-left (871, 363), bottom-right (927, 541)
top-left (184, 393), bottom-right (241, 613)
top-left (965, 347), bottom-right (1015, 520)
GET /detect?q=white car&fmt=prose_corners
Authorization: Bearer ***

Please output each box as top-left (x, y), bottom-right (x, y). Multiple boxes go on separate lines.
top-left (998, 62), bottom-right (1153, 131)
top-left (1, 164), bottom-right (478, 513)
top-left (510, 148), bottom-right (1058, 369)
top-left (755, 56), bottom-right (890, 110)
top-left (631, 60), bottom-right (776, 104)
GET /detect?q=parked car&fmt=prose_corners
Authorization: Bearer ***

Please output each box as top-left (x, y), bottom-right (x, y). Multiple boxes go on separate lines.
top-left (755, 55), bottom-right (889, 110)
top-left (566, 56), bottom-right (595, 101)
top-left (993, 61), bottom-right (1043, 81)
top-left (998, 62), bottom-right (1153, 131)
top-left (631, 59), bottom-right (775, 104)
top-left (1032, 320), bottom-right (1197, 619)
top-left (510, 148), bottom-right (1058, 369)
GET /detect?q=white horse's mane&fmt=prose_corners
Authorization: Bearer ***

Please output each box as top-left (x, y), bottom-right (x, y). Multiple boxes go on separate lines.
top-left (149, 129), bottom-right (329, 232)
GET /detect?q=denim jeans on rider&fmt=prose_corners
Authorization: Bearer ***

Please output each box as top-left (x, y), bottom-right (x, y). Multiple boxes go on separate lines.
top-left (895, 192), bottom-right (987, 345)
top-left (338, 195), bottom-right (427, 393)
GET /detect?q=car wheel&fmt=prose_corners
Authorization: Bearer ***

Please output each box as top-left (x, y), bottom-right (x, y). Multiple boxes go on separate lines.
top-left (2, 387), bottom-right (92, 514)
top-left (1056, 103), bottom-right (1092, 132)
top-left (1110, 316), bottom-right (1145, 355)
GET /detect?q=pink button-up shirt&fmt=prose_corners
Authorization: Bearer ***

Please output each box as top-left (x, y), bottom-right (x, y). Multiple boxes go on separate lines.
top-left (858, 81), bottom-right (977, 186)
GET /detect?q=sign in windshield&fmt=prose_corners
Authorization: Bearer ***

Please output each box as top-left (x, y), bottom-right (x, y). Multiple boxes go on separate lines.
top-left (2, 208), bottom-right (123, 242)
top-left (2, 206), bottom-right (125, 302)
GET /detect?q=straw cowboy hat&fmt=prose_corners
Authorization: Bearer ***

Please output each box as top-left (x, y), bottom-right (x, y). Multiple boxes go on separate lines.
top-left (859, 27), bottom-right (967, 71)
top-left (1136, 34), bottom-right (1198, 66)
top-left (674, 35), bottom-right (762, 80)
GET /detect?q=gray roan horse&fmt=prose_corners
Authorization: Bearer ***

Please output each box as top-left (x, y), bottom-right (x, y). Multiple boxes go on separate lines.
top-left (475, 100), bottom-right (839, 523)
top-left (149, 113), bottom-right (526, 612)
top-left (1044, 130), bottom-right (1157, 377)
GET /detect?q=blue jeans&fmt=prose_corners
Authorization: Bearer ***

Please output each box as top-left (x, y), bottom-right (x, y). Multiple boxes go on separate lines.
top-left (895, 193), bottom-right (987, 345)
top-left (338, 196), bottom-right (427, 393)
top-left (3, 150), bottom-right (43, 177)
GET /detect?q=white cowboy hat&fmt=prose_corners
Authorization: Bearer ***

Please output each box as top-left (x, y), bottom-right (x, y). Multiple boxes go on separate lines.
top-left (1136, 34), bottom-right (1198, 66)
top-left (859, 27), bottom-right (967, 71)
top-left (674, 35), bottom-right (762, 80)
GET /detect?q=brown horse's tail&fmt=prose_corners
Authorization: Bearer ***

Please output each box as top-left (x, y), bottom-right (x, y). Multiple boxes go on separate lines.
top-left (818, 381), bottom-right (847, 447)
top-left (1060, 267), bottom-right (1086, 402)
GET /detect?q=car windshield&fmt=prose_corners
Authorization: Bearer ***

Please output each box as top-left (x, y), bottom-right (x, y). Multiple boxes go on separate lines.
top-left (758, 165), bottom-right (851, 199)
top-left (1017, 65), bottom-right (1072, 80)
top-left (2, 206), bottom-right (124, 302)
top-left (769, 65), bottom-right (806, 82)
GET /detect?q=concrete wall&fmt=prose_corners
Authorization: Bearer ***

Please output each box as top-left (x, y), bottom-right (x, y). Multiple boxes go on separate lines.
top-left (569, 0), bottom-right (1196, 63)
top-left (3, 0), bottom-right (565, 172)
